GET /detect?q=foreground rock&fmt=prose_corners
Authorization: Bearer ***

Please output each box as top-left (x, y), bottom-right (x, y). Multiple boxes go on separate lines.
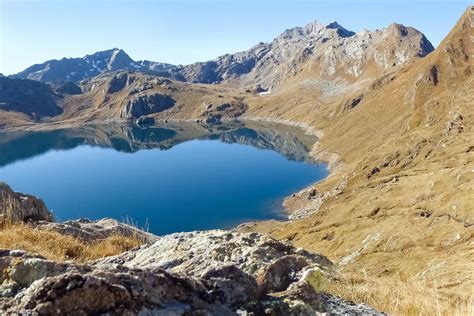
top-left (0, 182), bottom-right (53, 223)
top-left (0, 231), bottom-right (382, 315)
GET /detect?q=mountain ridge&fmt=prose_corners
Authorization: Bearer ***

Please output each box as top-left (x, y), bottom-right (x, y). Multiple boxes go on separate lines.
top-left (11, 48), bottom-right (177, 82)
top-left (11, 20), bottom-right (433, 89)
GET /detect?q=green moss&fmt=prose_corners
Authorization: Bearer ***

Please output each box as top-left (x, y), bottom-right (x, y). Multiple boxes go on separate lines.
top-left (302, 267), bottom-right (326, 291)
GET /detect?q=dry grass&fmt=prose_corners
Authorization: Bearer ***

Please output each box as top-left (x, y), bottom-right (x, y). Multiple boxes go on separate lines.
top-left (321, 272), bottom-right (474, 315)
top-left (0, 222), bottom-right (144, 262)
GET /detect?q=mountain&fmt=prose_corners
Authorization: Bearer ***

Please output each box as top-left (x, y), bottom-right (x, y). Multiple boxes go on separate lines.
top-left (171, 20), bottom-right (433, 88)
top-left (13, 20), bottom-right (432, 89)
top-left (244, 6), bottom-right (473, 310)
top-left (11, 48), bottom-right (177, 82)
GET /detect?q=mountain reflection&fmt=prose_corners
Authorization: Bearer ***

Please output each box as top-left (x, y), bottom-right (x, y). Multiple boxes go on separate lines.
top-left (0, 121), bottom-right (318, 168)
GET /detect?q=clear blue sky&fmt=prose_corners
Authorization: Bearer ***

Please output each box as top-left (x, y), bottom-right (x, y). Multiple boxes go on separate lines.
top-left (0, 0), bottom-right (470, 75)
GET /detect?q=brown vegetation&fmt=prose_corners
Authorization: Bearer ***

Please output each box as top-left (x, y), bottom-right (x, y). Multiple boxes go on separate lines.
top-left (0, 222), bottom-right (144, 262)
top-left (322, 271), bottom-right (473, 315)
top-left (239, 7), bottom-right (474, 314)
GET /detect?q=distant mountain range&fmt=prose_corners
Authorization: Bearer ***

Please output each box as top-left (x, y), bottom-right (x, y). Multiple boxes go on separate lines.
top-left (10, 20), bottom-right (433, 89)
top-left (1, 18), bottom-right (437, 123)
top-left (11, 48), bottom-right (176, 82)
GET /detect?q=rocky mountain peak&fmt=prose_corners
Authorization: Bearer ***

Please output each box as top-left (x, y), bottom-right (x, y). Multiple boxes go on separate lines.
top-left (11, 48), bottom-right (177, 83)
top-left (325, 21), bottom-right (355, 37)
top-left (302, 20), bottom-right (325, 34)
top-left (107, 48), bottom-right (134, 70)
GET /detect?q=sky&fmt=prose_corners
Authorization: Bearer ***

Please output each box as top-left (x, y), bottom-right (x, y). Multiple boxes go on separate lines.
top-left (0, 0), bottom-right (471, 75)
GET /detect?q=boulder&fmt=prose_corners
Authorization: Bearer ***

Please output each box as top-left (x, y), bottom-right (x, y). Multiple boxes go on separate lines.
top-left (254, 84), bottom-right (268, 93)
top-left (367, 166), bottom-right (381, 179)
top-left (0, 182), bottom-right (53, 223)
top-left (256, 255), bottom-right (310, 294)
top-left (201, 264), bottom-right (259, 305)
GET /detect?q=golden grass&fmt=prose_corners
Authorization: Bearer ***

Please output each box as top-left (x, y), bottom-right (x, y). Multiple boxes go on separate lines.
top-left (321, 272), bottom-right (474, 316)
top-left (0, 223), bottom-right (144, 262)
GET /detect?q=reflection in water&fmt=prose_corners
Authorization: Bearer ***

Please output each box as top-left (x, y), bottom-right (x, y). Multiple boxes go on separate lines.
top-left (0, 121), bottom-right (318, 168)
top-left (0, 122), bottom-right (327, 235)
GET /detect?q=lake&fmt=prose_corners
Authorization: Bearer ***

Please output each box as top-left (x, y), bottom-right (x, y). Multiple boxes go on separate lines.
top-left (0, 122), bottom-right (328, 235)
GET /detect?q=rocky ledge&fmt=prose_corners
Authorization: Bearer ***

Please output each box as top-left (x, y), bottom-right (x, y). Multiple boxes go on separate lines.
top-left (34, 217), bottom-right (157, 243)
top-left (0, 230), bottom-right (381, 315)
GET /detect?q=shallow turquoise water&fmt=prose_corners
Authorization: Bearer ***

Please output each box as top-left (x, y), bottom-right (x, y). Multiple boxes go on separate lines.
top-left (0, 123), bottom-right (328, 235)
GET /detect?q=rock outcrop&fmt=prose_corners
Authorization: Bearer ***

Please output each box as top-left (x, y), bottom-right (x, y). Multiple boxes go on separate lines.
top-left (48, 80), bottom-right (82, 95)
top-left (35, 218), bottom-right (157, 243)
top-left (97, 230), bottom-right (332, 275)
top-left (120, 92), bottom-right (175, 119)
top-left (0, 231), bottom-right (382, 315)
top-left (106, 72), bottom-right (129, 94)
top-left (0, 182), bottom-right (53, 222)
top-left (200, 101), bottom-right (248, 123)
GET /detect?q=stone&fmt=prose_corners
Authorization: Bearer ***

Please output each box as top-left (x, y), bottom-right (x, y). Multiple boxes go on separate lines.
top-left (254, 85), bottom-right (268, 93)
top-left (367, 167), bottom-right (380, 179)
top-left (201, 264), bottom-right (259, 305)
top-left (35, 217), bottom-right (157, 243)
top-left (0, 182), bottom-right (53, 223)
top-left (300, 267), bottom-right (326, 291)
top-left (256, 255), bottom-right (310, 294)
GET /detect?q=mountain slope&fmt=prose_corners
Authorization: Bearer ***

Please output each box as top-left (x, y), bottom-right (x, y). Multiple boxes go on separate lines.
top-left (0, 77), bottom-right (62, 118)
top-left (242, 6), bottom-right (473, 312)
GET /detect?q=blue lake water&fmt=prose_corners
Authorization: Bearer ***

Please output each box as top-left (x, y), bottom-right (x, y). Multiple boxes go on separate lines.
top-left (0, 122), bottom-right (328, 235)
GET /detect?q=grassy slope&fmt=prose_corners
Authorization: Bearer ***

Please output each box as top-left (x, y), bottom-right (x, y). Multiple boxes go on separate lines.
top-left (0, 223), bottom-right (143, 262)
top-left (241, 6), bottom-right (473, 314)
